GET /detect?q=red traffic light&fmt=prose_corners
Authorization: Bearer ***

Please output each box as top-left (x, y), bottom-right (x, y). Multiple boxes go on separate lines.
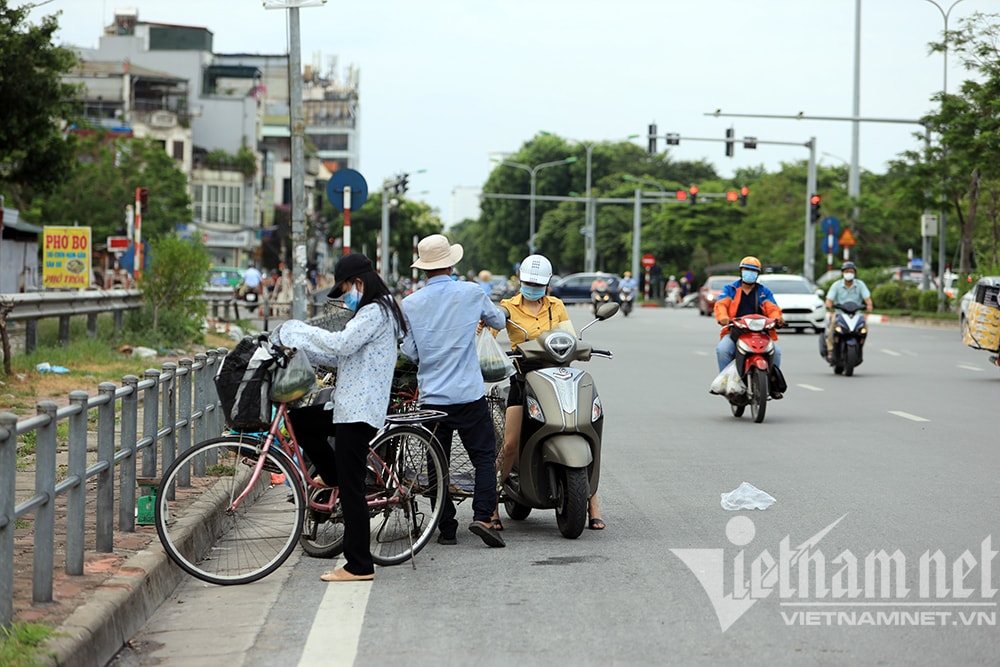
top-left (740, 186), bottom-right (749, 197)
top-left (689, 185), bottom-right (700, 195)
top-left (810, 194), bottom-right (822, 206)
top-left (676, 190), bottom-right (688, 201)
top-left (726, 191), bottom-right (738, 202)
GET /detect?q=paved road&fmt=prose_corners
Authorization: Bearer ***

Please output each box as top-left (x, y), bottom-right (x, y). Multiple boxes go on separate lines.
top-left (111, 306), bottom-right (999, 666)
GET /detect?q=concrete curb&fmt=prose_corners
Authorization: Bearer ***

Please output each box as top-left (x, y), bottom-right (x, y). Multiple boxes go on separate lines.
top-left (40, 547), bottom-right (184, 667)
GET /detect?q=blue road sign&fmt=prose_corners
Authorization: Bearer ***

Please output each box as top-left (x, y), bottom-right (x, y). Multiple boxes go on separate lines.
top-left (821, 236), bottom-right (840, 254)
top-left (820, 216), bottom-right (839, 235)
top-left (326, 169), bottom-right (369, 211)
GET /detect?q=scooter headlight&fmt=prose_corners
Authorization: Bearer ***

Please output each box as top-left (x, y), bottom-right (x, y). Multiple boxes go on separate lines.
top-left (592, 395), bottom-right (603, 422)
top-left (834, 326), bottom-right (843, 333)
top-left (860, 327), bottom-right (867, 335)
top-left (526, 396), bottom-right (544, 422)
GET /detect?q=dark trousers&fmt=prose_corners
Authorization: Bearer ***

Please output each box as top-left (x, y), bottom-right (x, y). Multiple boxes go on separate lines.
top-left (287, 405), bottom-right (376, 576)
top-left (422, 397), bottom-right (497, 535)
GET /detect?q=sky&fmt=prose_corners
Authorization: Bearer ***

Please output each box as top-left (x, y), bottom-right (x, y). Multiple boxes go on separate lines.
top-left (24, 0), bottom-right (989, 226)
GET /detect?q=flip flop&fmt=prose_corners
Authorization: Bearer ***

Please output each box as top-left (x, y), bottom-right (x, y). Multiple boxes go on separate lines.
top-left (589, 518), bottom-right (606, 530)
top-left (491, 518), bottom-right (504, 531)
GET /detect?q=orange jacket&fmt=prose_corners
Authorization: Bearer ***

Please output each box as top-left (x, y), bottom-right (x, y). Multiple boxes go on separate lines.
top-left (713, 280), bottom-right (783, 339)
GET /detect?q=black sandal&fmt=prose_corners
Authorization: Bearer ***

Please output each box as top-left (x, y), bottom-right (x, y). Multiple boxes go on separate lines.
top-left (491, 518), bottom-right (504, 531)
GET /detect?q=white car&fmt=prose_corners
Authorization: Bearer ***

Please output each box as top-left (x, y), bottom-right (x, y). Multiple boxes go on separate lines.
top-left (758, 274), bottom-right (826, 334)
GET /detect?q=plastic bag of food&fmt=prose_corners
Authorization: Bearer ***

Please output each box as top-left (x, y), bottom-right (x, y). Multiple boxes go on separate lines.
top-left (476, 330), bottom-right (515, 383)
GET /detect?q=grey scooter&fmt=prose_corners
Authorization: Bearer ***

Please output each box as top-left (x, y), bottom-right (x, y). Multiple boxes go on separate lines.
top-left (494, 302), bottom-right (617, 538)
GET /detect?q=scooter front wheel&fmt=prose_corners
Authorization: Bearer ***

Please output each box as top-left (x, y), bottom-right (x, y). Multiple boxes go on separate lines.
top-left (748, 367), bottom-right (768, 424)
top-left (554, 466), bottom-right (588, 539)
top-left (730, 401), bottom-right (746, 418)
top-left (845, 345), bottom-right (858, 376)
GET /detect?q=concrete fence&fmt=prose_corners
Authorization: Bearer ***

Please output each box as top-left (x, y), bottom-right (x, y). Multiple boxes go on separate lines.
top-left (0, 350), bottom-right (228, 628)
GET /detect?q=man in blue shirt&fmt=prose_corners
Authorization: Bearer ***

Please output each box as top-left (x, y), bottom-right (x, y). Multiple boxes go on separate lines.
top-left (401, 234), bottom-right (508, 548)
top-left (822, 261), bottom-right (873, 358)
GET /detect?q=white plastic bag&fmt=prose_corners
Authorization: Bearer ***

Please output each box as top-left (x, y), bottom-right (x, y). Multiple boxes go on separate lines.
top-left (721, 482), bottom-right (776, 510)
top-left (477, 330), bottom-right (515, 383)
top-left (710, 360), bottom-right (745, 396)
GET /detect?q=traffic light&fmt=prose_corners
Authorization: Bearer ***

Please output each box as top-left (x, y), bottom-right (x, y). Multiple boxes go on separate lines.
top-left (665, 133), bottom-right (680, 146)
top-left (725, 128), bottom-right (735, 158)
top-left (396, 173), bottom-right (409, 194)
top-left (647, 122), bottom-right (658, 154)
top-left (739, 186), bottom-right (749, 207)
top-left (726, 191), bottom-right (738, 202)
top-left (689, 185), bottom-right (699, 206)
top-left (137, 187), bottom-right (149, 209)
top-left (810, 194), bottom-right (822, 222)
top-left (675, 190), bottom-right (688, 201)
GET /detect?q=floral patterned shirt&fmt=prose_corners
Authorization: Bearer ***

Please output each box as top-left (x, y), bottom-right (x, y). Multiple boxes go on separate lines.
top-left (274, 303), bottom-right (398, 428)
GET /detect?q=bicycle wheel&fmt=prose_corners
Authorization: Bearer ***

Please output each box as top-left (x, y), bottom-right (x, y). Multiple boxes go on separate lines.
top-left (366, 426), bottom-right (448, 566)
top-left (299, 471), bottom-right (345, 559)
top-left (155, 436), bottom-right (305, 585)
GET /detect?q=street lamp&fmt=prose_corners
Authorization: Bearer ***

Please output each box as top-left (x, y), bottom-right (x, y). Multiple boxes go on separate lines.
top-left (622, 174), bottom-right (667, 193)
top-left (925, 0), bottom-right (965, 308)
top-left (539, 131), bottom-right (639, 272)
top-left (500, 157), bottom-right (577, 253)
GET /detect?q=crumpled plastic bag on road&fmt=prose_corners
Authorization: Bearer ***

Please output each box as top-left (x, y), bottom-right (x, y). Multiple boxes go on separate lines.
top-left (721, 482), bottom-right (776, 510)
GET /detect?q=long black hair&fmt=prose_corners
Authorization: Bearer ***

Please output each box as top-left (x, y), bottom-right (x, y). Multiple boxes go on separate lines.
top-left (353, 270), bottom-right (407, 336)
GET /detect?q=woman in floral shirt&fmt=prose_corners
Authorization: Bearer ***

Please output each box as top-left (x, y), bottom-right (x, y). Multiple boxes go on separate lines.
top-left (273, 253), bottom-right (405, 582)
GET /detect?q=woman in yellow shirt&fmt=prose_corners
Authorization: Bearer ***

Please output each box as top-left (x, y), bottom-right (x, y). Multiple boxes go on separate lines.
top-left (489, 254), bottom-right (605, 530)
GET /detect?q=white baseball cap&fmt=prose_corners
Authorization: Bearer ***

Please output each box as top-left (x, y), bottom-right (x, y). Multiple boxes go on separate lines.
top-left (519, 254), bottom-right (553, 285)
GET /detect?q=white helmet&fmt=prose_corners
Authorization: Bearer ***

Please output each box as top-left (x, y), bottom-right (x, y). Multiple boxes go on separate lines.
top-left (519, 254), bottom-right (553, 285)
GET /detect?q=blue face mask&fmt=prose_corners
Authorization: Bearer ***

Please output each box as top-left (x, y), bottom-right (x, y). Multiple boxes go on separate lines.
top-left (520, 285), bottom-right (546, 301)
top-left (741, 270), bottom-right (759, 284)
top-left (343, 285), bottom-right (362, 311)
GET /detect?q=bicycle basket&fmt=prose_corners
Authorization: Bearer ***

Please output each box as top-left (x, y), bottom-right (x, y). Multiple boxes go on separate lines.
top-left (215, 336), bottom-right (276, 432)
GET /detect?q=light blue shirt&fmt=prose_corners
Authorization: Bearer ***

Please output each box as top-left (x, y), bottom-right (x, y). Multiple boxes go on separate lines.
top-left (827, 278), bottom-right (871, 306)
top-left (401, 274), bottom-right (506, 405)
top-left (274, 304), bottom-right (399, 429)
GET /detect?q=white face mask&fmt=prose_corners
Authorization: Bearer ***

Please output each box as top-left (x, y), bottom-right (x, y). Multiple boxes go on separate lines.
top-left (843, 272), bottom-right (856, 281)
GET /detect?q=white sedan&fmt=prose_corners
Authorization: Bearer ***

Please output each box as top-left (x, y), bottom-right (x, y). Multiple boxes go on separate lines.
top-left (758, 274), bottom-right (826, 333)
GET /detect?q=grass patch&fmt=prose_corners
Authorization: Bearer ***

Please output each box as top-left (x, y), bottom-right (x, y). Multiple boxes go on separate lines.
top-left (0, 622), bottom-right (55, 667)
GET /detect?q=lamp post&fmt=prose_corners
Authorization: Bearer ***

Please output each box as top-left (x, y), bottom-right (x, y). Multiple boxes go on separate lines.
top-left (501, 157), bottom-right (577, 254)
top-left (622, 175), bottom-right (667, 280)
top-left (925, 0), bottom-right (964, 309)
top-left (264, 0), bottom-right (326, 320)
top-left (540, 132), bottom-right (639, 272)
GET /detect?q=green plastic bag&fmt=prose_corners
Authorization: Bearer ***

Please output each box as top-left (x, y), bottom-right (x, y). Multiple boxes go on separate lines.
top-left (476, 330), bottom-right (515, 383)
top-left (270, 347), bottom-right (317, 403)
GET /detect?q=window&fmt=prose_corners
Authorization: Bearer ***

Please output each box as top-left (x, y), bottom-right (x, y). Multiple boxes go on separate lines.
top-left (192, 183), bottom-right (241, 224)
top-left (307, 133), bottom-right (349, 151)
top-left (172, 140), bottom-right (184, 161)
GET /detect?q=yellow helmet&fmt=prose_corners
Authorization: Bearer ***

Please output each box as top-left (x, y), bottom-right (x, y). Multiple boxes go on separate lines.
top-left (739, 256), bottom-right (762, 272)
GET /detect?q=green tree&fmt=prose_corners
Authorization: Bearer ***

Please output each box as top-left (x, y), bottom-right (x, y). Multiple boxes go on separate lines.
top-left (128, 236), bottom-right (212, 344)
top-left (0, 1), bottom-right (81, 208)
top-left (27, 133), bottom-right (191, 241)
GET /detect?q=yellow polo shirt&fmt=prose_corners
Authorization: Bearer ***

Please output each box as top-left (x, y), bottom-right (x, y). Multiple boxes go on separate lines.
top-left (499, 293), bottom-right (574, 349)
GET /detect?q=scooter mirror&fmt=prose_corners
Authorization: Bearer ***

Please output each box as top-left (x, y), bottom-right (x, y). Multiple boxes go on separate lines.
top-left (595, 302), bottom-right (620, 320)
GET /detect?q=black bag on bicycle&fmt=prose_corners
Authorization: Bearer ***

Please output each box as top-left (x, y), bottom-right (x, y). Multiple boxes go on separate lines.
top-left (215, 336), bottom-right (275, 432)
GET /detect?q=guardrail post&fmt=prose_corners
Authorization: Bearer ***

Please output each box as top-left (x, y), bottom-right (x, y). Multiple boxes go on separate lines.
top-left (161, 362), bottom-right (177, 478)
top-left (141, 369), bottom-right (160, 479)
top-left (25, 319), bottom-right (37, 354)
top-left (34, 401), bottom-right (58, 604)
top-left (0, 412), bottom-right (17, 627)
top-left (177, 359), bottom-right (193, 490)
top-left (193, 354), bottom-right (207, 476)
top-left (58, 316), bottom-right (70, 347)
top-left (96, 382), bottom-right (117, 552)
top-left (66, 391), bottom-right (89, 576)
top-left (205, 349), bottom-right (222, 467)
top-left (113, 310), bottom-right (124, 332)
top-left (86, 312), bottom-right (98, 338)
top-left (119, 375), bottom-right (139, 532)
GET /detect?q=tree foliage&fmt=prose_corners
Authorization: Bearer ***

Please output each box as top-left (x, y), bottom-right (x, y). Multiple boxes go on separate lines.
top-left (26, 133), bottom-right (192, 242)
top-left (128, 236), bottom-right (212, 345)
top-left (0, 1), bottom-right (81, 208)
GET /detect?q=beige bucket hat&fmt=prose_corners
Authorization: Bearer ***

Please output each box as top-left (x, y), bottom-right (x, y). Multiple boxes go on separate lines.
top-left (411, 234), bottom-right (464, 270)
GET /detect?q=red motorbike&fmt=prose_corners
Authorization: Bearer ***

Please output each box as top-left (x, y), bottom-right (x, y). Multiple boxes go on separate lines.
top-left (719, 314), bottom-right (781, 423)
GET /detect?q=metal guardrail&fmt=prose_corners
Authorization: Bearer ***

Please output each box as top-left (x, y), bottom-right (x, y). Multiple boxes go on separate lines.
top-left (0, 350), bottom-right (228, 627)
top-left (4, 289), bottom-right (143, 354)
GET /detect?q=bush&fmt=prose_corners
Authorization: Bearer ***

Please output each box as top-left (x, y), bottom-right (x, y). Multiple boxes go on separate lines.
top-left (872, 282), bottom-right (903, 309)
top-left (918, 290), bottom-right (944, 313)
top-left (901, 287), bottom-right (922, 311)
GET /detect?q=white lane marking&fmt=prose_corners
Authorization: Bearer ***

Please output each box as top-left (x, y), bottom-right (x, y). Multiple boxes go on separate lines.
top-left (958, 364), bottom-right (984, 372)
top-left (797, 384), bottom-right (825, 392)
top-left (889, 410), bottom-right (930, 423)
top-left (694, 350), bottom-right (709, 356)
top-left (881, 349), bottom-right (902, 357)
top-left (299, 559), bottom-right (372, 667)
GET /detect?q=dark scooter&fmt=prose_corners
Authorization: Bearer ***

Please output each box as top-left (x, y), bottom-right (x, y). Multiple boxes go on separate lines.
top-left (820, 301), bottom-right (867, 376)
top-left (494, 302), bottom-right (617, 538)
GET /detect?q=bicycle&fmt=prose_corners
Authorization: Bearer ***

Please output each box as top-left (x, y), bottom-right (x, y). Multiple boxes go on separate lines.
top-left (154, 342), bottom-right (449, 586)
